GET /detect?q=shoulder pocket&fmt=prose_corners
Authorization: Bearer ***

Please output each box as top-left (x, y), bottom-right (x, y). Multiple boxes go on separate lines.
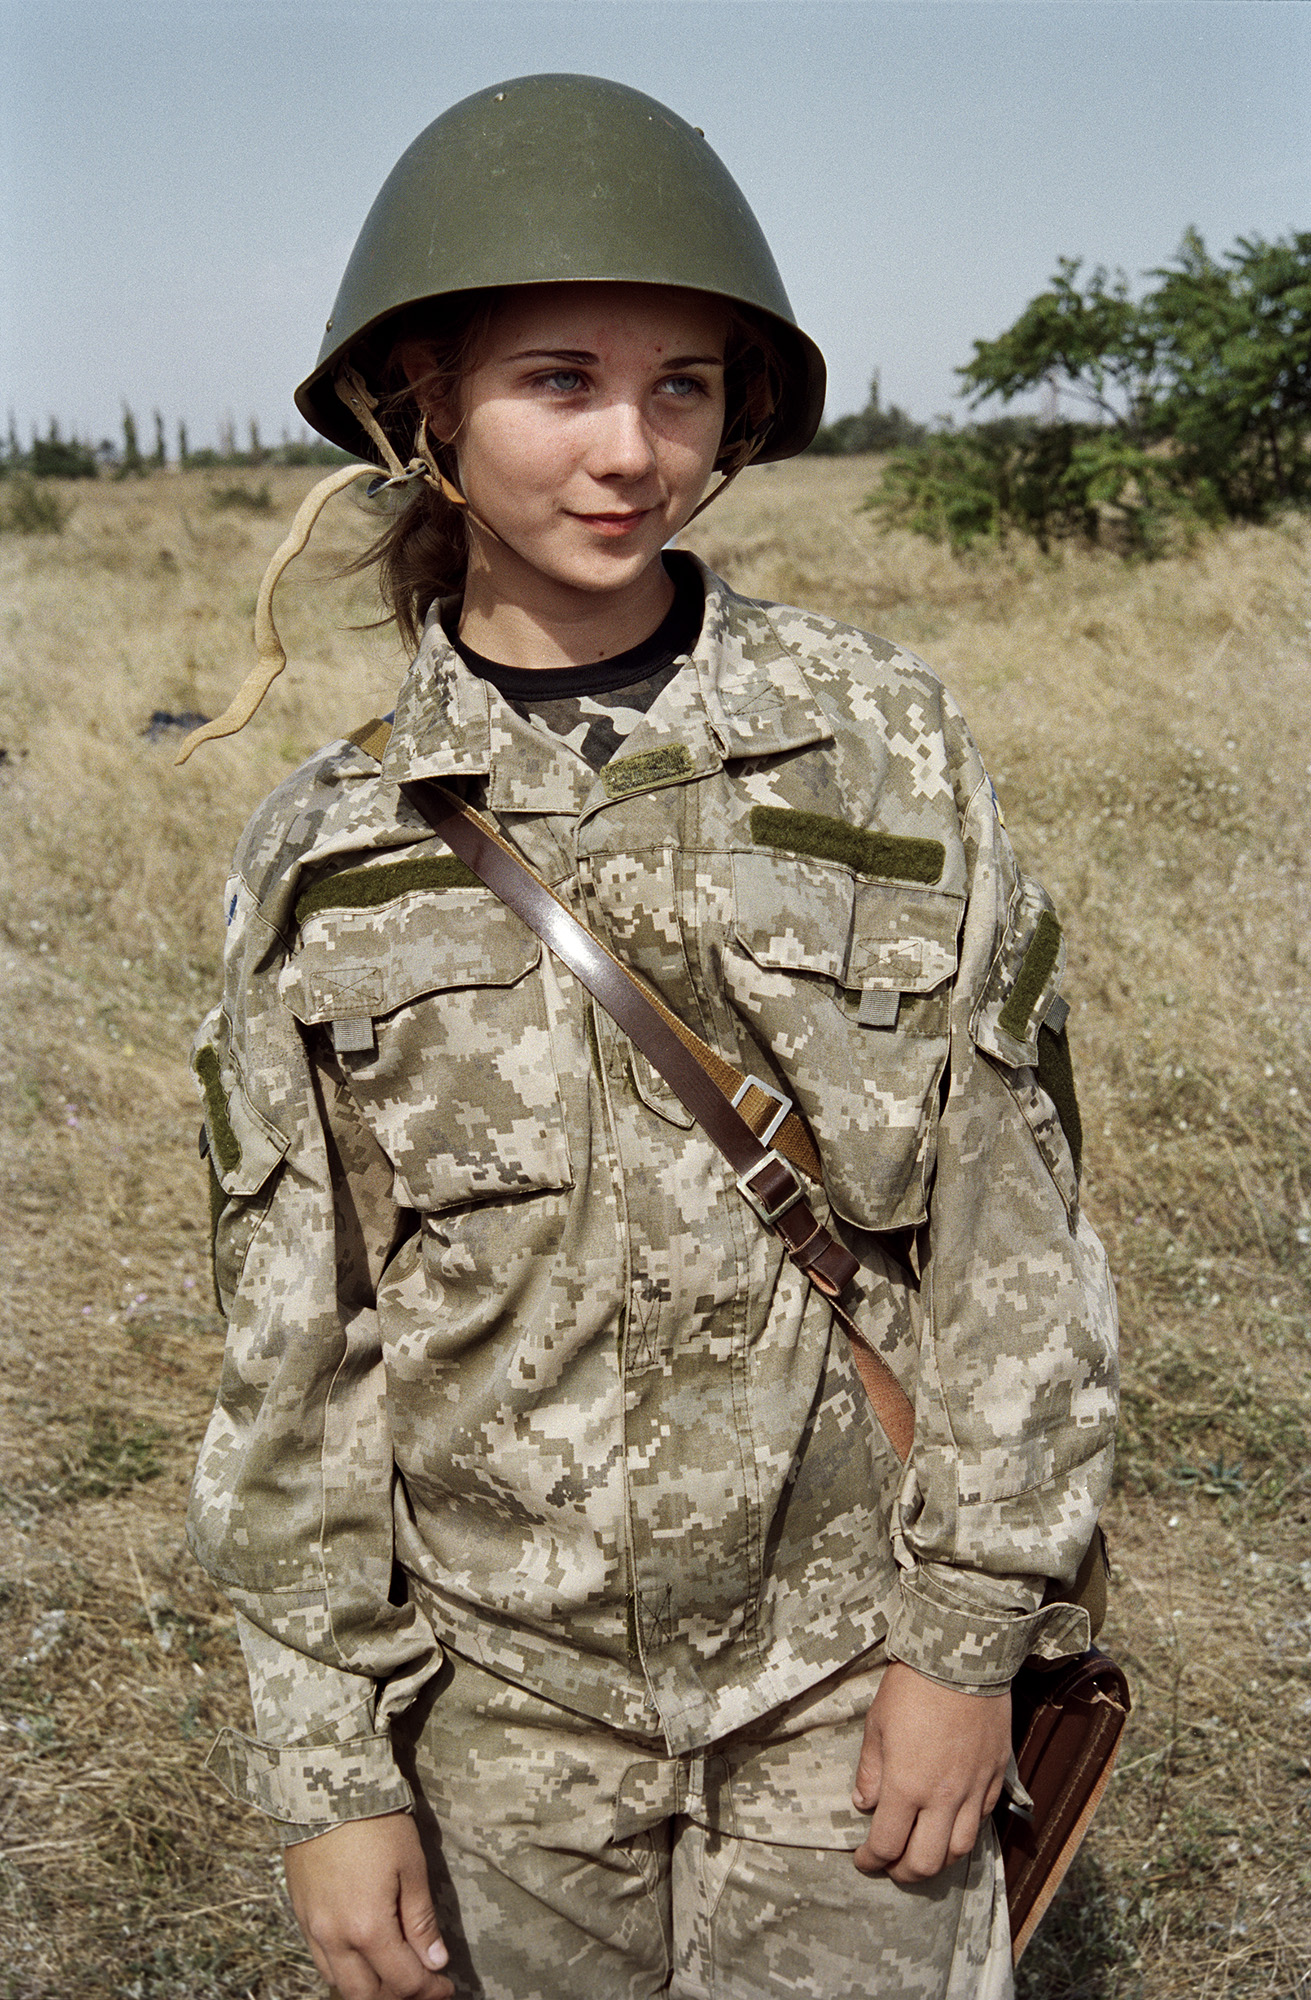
top-left (192, 1009), bottom-right (290, 1312)
top-left (281, 879), bottom-right (573, 1213)
top-left (970, 876), bottom-right (1082, 1217)
top-left (192, 1009), bottom-right (290, 1200)
top-left (728, 851), bottom-right (963, 1232)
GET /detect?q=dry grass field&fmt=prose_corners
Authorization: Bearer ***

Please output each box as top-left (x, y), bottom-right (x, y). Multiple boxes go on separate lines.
top-left (1, 461), bottom-right (1308, 1998)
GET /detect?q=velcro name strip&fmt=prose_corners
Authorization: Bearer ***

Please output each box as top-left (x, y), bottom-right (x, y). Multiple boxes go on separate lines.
top-left (601, 744), bottom-right (696, 798)
top-left (750, 807), bottom-right (944, 885)
top-left (998, 910), bottom-right (1062, 1042)
top-left (296, 855), bottom-right (482, 925)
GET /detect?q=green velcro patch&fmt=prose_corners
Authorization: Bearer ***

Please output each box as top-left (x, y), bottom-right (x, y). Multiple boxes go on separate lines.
top-left (207, 1156), bottom-right (226, 1312)
top-left (749, 807), bottom-right (945, 885)
top-left (601, 744), bottom-right (695, 798)
top-left (998, 909), bottom-right (1062, 1043)
top-left (1037, 1020), bottom-right (1083, 1179)
top-left (296, 855), bottom-right (482, 925)
top-left (346, 715), bottom-right (394, 762)
top-left (193, 1047), bottom-right (240, 1176)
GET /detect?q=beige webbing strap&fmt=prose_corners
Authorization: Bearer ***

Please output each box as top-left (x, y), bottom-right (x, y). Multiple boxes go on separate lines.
top-left (175, 463), bottom-right (382, 765)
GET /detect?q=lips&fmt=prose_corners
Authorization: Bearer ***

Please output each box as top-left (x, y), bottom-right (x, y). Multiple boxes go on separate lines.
top-left (570, 510), bottom-right (651, 538)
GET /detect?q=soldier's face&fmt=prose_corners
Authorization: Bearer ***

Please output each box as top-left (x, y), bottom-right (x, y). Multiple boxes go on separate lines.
top-left (438, 283), bottom-right (727, 600)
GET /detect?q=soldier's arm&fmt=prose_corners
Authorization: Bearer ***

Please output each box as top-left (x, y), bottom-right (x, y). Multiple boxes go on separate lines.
top-left (189, 846), bottom-right (444, 1853)
top-left (860, 764), bottom-right (1116, 1868)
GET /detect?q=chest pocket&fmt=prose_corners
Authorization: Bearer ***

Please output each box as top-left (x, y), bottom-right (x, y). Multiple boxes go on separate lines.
top-left (727, 851), bottom-right (963, 1233)
top-left (281, 888), bottom-right (573, 1213)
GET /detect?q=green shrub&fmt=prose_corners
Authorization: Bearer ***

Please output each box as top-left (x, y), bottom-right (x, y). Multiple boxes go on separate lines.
top-left (29, 428), bottom-right (99, 479)
top-left (1, 478), bottom-right (70, 533)
top-left (868, 419), bottom-right (1209, 555)
top-left (207, 481), bottom-right (272, 513)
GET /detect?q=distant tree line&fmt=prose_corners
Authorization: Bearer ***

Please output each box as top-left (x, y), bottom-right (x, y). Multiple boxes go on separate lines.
top-left (862, 229), bottom-right (1311, 554)
top-left (1, 403), bottom-right (353, 481)
top-left (806, 373), bottom-right (927, 456)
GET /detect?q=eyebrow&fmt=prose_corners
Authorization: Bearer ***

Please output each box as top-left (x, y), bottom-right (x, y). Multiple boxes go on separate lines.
top-left (504, 347), bottom-right (725, 369)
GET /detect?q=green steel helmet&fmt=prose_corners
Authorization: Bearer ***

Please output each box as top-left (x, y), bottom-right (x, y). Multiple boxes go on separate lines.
top-left (294, 73), bottom-right (826, 464)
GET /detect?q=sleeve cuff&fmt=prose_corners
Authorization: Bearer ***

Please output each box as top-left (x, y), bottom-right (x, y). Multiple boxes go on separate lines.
top-left (205, 1726), bottom-right (413, 1830)
top-left (886, 1567), bottom-right (1091, 1691)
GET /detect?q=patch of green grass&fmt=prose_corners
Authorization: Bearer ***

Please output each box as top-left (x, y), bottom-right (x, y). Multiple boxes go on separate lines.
top-left (1, 479), bottom-right (71, 535)
top-left (58, 1411), bottom-right (168, 1498)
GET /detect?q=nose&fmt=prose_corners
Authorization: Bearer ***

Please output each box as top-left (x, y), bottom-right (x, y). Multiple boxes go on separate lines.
top-left (590, 397), bottom-right (659, 482)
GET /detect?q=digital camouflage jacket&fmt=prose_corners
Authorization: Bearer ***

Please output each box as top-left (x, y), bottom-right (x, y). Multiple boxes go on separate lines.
top-left (188, 559), bottom-right (1118, 1839)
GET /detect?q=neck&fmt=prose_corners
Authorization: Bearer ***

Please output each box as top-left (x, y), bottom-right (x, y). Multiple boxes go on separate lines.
top-left (456, 545), bottom-right (676, 670)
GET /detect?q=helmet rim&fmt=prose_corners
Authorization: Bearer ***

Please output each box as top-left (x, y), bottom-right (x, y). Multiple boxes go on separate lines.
top-left (294, 74), bottom-right (826, 464)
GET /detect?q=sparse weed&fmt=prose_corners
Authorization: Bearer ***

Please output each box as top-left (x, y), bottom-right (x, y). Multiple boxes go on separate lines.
top-left (58, 1411), bottom-right (168, 1498)
top-left (207, 481), bottom-right (272, 513)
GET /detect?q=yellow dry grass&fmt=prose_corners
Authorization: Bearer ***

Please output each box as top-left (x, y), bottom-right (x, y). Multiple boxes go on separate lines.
top-left (1, 463), bottom-right (1308, 1998)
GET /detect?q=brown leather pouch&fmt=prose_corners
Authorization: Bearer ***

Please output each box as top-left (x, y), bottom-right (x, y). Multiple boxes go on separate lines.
top-left (999, 1644), bottom-right (1131, 1962)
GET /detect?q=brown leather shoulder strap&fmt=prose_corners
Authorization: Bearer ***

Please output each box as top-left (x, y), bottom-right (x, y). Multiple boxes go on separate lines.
top-left (400, 779), bottom-right (917, 1463)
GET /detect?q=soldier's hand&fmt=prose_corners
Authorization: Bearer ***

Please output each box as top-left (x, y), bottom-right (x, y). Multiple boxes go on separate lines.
top-left (850, 1661), bottom-right (1010, 1884)
top-left (283, 1810), bottom-right (453, 2000)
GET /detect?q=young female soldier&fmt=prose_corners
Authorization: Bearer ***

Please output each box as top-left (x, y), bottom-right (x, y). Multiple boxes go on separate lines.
top-left (186, 74), bottom-right (1117, 2000)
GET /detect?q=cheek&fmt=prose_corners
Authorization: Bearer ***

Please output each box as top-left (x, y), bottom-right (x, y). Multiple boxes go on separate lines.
top-left (460, 402), bottom-right (573, 500)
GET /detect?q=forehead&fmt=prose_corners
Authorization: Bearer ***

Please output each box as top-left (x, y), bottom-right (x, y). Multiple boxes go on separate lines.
top-left (481, 282), bottom-right (728, 357)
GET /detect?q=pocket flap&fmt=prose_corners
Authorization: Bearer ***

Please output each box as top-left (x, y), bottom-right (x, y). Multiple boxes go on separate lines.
top-left (191, 1010), bottom-right (289, 1199)
top-left (731, 850), bottom-right (855, 981)
top-left (849, 881), bottom-right (964, 992)
top-left (282, 896), bottom-right (540, 1025)
top-left (732, 850), bottom-right (962, 995)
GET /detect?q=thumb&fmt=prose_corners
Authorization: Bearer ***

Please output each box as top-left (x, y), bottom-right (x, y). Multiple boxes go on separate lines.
top-left (399, 1856), bottom-right (449, 1971)
top-left (852, 1701), bottom-right (884, 1813)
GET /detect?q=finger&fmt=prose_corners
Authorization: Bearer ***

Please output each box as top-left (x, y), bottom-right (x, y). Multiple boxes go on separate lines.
top-left (886, 1803), bottom-right (960, 1885)
top-left (853, 1793), bottom-right (915, 1876)
top-left (945, 1794), bottom-right (985, 1865)
top-left (399, 1858), bottom-right (449, 1974)
top-left (851, 1705), bottom-right (884, 1812)
top-left (359, 1930), bottom-right (452, 1999)
top-left (320, 1949), bottom-right (382, 2000)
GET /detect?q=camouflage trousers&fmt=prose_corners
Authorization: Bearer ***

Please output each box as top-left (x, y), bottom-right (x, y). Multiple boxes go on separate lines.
top-left (394, 1645), bottom-right (1014, 2000)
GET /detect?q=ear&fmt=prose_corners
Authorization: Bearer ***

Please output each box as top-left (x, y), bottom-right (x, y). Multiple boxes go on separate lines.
top-left (393, 338), bottom-right (460, 443)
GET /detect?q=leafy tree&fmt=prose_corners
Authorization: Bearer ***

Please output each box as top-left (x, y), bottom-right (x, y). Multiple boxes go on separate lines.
top-left (177, 419), bottom-right (190, 467)
top-left (809, 373), bottom-right (926, 455)
top-left (117, 402), bottom-right (144, 478)
top-left (1144, 230), bottom-right (1311, 515)
top-left (152, 410), bottom-right (167, 470)
top-left (872, 230), bottom-right (1311, 553)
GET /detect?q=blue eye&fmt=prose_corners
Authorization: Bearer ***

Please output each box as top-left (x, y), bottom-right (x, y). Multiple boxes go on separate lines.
top-left (540, 369), bottom-right (586, 393)
top-left (662, 376), bottom-right (706, 399)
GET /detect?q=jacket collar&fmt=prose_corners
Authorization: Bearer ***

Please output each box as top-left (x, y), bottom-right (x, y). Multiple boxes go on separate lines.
top-left (380, 558), bottom-right (833, 814)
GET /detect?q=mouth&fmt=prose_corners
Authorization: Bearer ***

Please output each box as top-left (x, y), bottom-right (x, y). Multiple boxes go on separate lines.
top-left (569, 509), bottom-right (652, 539)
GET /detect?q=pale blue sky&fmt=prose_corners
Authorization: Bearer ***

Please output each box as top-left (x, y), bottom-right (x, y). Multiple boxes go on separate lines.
top-left (2, 0), bottom-right (1308, 451)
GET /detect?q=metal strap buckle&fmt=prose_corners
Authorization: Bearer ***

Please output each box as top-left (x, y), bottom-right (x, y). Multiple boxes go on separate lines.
top-left (736, 1150), bottom-right (805, 1228)
top-left (730, 1073), bottom-right (792, 1147)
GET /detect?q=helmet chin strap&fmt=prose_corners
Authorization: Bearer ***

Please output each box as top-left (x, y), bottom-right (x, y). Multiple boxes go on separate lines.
top-left (336, 365), bottom-right (507, 545)
top-left (678, 430), bottom-right (767, 532)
